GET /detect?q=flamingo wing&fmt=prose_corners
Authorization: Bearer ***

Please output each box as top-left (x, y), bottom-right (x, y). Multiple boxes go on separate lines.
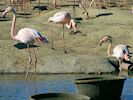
top-left (48, 11), bottom-right (71, 24)
top-left (32, 29), bottom-right (48, 43)
top-left (15, 28), bottom-right (48, 44)
top-left (113, 44), bottom-right (131, 60)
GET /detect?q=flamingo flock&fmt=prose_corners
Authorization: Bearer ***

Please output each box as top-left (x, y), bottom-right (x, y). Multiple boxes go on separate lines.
top-left (2, 0), bottom-right (133, 79)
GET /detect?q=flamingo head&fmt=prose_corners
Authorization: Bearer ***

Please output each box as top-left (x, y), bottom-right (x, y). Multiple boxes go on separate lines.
top-left (41, 36), bottom-right (49, 44)
top-left (123, 53), bottom-right (130, 61)
top-left (48, 17), bottom-right (53, 22)
top-left (100, 35), bottom-right (112, 46)
top-left (71, 19), bottom-right (77, 31)
top-left (65, 19), bottom-right (77, 32)
top-left (3, 6), bottom-right (16, 18)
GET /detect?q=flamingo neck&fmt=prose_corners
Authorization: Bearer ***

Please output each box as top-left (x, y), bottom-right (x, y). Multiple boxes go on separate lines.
top-left (107, 42), bottom-right (113, 57)
top-left (11, 13), bottom-right (17, 40)
top-left (65, 20), bottom-right (71, 29)
top-left (65, 19), bottom-right (76, 32)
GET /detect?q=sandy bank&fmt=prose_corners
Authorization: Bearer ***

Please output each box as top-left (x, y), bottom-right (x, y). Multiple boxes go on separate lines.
top-left (0, 40), bottom-right (116, 74)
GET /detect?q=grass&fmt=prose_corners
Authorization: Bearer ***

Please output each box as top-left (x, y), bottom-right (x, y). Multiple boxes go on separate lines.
top-left (0, 0), bottom-right (133, 73)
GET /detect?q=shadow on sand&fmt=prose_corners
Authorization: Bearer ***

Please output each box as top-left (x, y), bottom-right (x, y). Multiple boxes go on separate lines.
top-left (33, 5), bottom-right (48, 11)
top-left (14, 43), bottom-right (40, 49)
top-left (0, 17), bottom-right (12, 21)
top-left (91, 13), bottom-right (113, 19)
top-left (16, 12), bottom-right (32, 16)
top-left (16, 12), bottom-right (33, 18)
top-left (108, 58), bottom-right (119, 71)
top-left (108, 58), bottom-right (133, 71)
top-left (60, 4), bottom-right (79, 7)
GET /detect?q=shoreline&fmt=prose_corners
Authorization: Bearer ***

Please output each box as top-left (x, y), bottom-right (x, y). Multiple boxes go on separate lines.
top-left (0, 41), bottom-right (117, 74)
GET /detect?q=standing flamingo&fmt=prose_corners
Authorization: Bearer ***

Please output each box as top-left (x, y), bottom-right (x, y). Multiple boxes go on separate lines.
top-left (48, 11), bottom-right (77, 53)
top-left (100, 35), bottom-right (132, 76)
top-left (3, 6), bottom-right (48, 80)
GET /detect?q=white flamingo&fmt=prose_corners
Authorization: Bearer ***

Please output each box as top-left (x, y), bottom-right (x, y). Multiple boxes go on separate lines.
top-left (100, 35), bottom-right (132, 75)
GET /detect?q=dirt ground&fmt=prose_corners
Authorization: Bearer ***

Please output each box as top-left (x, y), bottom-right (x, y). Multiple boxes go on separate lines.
top-left (0, 0), bottom-right (133, 74)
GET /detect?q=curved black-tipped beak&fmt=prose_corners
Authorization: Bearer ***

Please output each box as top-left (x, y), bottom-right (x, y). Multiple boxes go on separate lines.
top-left (42, 37), bottom-right (49, 44)
top-left (3, 12), bottom-right (6, 18)
top-left (100, 40), bottom-right (103, 46)
top-left (127, 45), bottom-right (132, 48)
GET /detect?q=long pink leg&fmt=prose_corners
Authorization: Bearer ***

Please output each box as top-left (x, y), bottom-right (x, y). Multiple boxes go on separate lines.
top-left (89, 0), bottom-right (96, 8)
top-left (25, 44), bottom-right (32, 80)
top-left (32, 46), bottom-right (37, 79)
top-left (73, 0), bottom-right (76, 16)
top-left (62, 24), bottom-right (67, 53)
top-left (51, 23), bottom-right (55, 50)
top-left (118, 59), bottom-right (122, 76)
top-left (37, 0), bottom-right (41, 15)
top-left (53, 0), bottom-right (57, 8)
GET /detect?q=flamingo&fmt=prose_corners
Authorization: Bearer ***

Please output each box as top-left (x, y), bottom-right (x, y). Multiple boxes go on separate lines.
top-left (100, 35), bottom-right (132, 76)
top-left (78, 0), bottom-right (89, 19)
top-left (52, 0), bottom-right (60, 9)
top-left (3, 6), bottom-right (48, 80)
top-left (89, 0), bottom-right (106, 9)
top-left (48, 11), bottom-right (77, 53)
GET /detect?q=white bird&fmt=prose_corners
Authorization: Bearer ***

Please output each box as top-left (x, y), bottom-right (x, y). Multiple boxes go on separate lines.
top-left (48, 11), bottom-right (77, 53)
top-left (100, 35), bottom-right (132, 75)
top-left (3, 6), bottom-right (48, 80)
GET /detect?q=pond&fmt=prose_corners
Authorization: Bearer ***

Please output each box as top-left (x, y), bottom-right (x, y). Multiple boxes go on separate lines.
top-left (0, 74), bottom-right (132, 100)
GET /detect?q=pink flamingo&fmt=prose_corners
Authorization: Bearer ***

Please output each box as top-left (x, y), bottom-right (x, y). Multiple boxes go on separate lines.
top-left (48, 11), bottom-right (77, 53)
top-left (3, 6), bottom-right (48, 80)
top-left (100, 35), bottom-right (132, 76)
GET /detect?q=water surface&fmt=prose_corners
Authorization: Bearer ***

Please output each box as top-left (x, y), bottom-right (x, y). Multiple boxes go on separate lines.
top-left (0, 74), bottom-right (88, 100)
top-left (0, 74), bottom-right (133, 100)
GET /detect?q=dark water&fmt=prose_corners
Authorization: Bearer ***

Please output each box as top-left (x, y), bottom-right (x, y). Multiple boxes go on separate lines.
top-left (0, 74), bottom-right (132, 100)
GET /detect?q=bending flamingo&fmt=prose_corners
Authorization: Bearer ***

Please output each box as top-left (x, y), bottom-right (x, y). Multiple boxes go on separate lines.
top-left (3, 6), bottom-right (48, 80)
top-left (100, 35), bottom-right (132, 75)
top-left (48, 11), bottom-right (77, 53)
